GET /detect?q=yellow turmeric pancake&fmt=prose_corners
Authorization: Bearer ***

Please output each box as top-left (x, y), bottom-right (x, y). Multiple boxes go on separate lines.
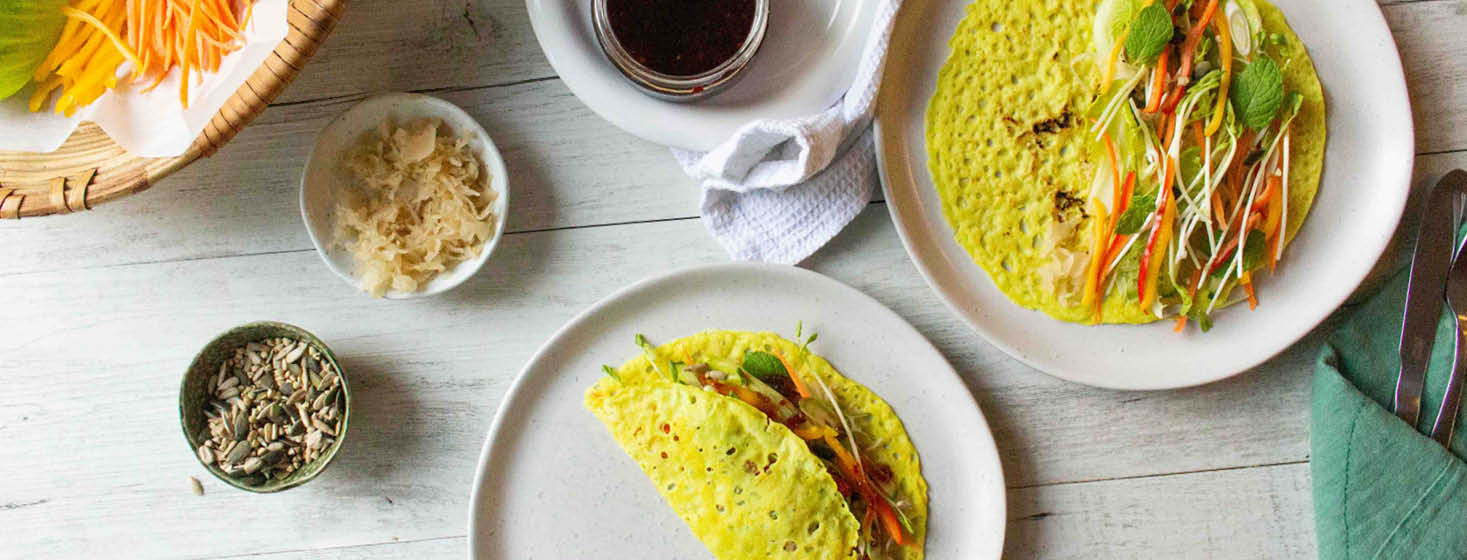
top-left (925, 0), bottom-right (1324, 324)
top-left (586, 330), bottom-right (928, 559)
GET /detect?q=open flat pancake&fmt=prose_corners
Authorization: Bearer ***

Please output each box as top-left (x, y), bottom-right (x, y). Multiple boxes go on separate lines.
top-left (925, 0), bottom-right (1324, 324)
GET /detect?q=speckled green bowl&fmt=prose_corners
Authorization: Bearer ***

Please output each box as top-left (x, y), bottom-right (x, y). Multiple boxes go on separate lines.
top-left (179, 322), bottom-right (351, 493)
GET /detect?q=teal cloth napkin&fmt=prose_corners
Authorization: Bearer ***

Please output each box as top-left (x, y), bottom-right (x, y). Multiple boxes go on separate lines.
top-left (1313, 268), bottom-right (1467, 559)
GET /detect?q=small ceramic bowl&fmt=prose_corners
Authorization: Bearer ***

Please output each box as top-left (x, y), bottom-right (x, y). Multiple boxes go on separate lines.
top-left (300, 92), bottom-right (510, 298)
top-left (179, 322), bottom-right (351, 493)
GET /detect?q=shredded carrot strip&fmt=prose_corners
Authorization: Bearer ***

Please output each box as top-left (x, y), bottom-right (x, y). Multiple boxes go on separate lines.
top-left (1145, 48), bottom-right (1170, 113)
top-left (770, 351), bottom-right (812, 399)
top-left (1242, 273), bottom-right (1258, 309)
top-left (31, 0), bottom-right (255, 114)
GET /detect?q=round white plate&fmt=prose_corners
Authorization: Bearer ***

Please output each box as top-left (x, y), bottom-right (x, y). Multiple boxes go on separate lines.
top-left (299, 93), bottom-right (509, 299)
top-left (525, 0), bottom-right (878, 151)
top-left (874, 0), bottom-right (1414, 390)
top-left (467, 263), bottom-right (1006, 558)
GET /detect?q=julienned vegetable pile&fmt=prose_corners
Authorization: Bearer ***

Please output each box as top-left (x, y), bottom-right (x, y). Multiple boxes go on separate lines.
top-left (0, 0), bottom-right (255, 116)
top-left (1082, 0), bottom-right (1308, 331)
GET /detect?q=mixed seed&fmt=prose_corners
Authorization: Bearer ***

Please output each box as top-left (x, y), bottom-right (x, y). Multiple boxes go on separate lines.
top-left (195, 337), bottom-right (345, 486)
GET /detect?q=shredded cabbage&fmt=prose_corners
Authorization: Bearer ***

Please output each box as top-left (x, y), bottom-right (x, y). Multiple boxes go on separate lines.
top-left (332, 119), bottom-right (498, 297)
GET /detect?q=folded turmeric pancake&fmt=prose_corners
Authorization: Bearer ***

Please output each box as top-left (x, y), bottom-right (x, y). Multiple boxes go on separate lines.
top-left (926, 0), bottom-right (1326, 330)
top-left (584, 330), bottom-right (928, 560)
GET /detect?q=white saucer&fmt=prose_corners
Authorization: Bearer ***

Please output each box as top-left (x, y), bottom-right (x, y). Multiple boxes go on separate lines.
top-left (467, 263), bottom-right (1006, 558)
top-left (526, 0), bottom-right (879, 151)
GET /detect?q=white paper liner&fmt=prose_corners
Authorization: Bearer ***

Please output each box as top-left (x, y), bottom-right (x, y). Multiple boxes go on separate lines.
top-left (0, 0), bottom-right (287, 157)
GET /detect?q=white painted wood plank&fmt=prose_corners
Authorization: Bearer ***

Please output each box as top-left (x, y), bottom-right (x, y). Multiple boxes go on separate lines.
top-left (224, 537), bottom-right (465, 559)
top-left (1006, 462), bottom-right (1315, 558)
top-left (0, 1), bottom-right (1460, 557)
top-left (0, 80), bottom-right (694, 277)
top-left (272, 0), bottom-right (553, 105)
top-left (0, 207), bottom-right (1329, 557)
top-left (1384, 0), bottom-right (1467, 154)
top-left (145, 463), bottom-right (1320, 559)
top-left (1, 0), bottom-right (1459, 276)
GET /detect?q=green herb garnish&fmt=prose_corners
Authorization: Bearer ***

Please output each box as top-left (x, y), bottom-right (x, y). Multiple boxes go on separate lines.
top-left (634, 334), bottom-right (680, 384)
top-left (1230, 58), bottom-right (1285, 130)
top-left (601, 365), bottom-right (622, 383)
top-left (1241, 230), bottom-right (1268, 271)
top-left (741, 350), bottom-right (788, 380)
top-left (1124, 3), bottom-right (1174, 64)
top-left (1115, 191), bottom-right (1158, 235)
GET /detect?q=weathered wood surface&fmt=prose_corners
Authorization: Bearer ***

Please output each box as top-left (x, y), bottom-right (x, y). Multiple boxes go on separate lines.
top-left (1, 0), bottom-right (1462, 557)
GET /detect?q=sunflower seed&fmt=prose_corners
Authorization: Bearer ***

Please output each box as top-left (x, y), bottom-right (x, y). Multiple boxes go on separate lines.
top-left (284, 343), bottom-right (307, 364)
top-left (231, 414), bottom-right (249, 441)
top-left (312, 390), bottom-right (332, 411)
top-left (242, 457), bottom-right (264, 474)
top-left (225, 442), bottom-right (251, 463)
top-left (189, 476), bottom-right (204, 496)
top-left (198, 337), bottom-right (341, 487)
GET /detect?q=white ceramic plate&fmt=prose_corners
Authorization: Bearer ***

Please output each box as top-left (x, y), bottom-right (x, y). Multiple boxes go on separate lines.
top-left (467, 263), bottom-right (1006, 558)
top-left (299, 93), bottom-right (509, 299)
top-left (525, 0), bottom-right (878, 151)
top-left (874, 0), bottom-right (1414, 390)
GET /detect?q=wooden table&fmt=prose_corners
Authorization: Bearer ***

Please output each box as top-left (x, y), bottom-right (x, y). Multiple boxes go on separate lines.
top-left (1, 1), bottom-right (1460, 557)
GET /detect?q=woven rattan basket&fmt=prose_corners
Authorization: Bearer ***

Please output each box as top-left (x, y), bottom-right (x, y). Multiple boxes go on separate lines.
top-left (0, 0), bottom-right (347, 219)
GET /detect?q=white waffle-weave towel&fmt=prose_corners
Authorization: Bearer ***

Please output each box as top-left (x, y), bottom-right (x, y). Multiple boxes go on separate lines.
top-left (671, 0), bottom-right (902, 264)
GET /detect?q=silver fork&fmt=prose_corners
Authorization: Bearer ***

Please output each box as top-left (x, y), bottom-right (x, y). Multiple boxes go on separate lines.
top-left (1434, 221), bottom-right (1467, 446)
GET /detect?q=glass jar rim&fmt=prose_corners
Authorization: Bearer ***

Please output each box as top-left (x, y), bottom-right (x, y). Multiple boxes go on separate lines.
top-left (592, 0), bottom-right (770, 99)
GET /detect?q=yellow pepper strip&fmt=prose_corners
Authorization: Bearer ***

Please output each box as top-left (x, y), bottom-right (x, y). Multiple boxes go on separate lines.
top-left (1205, 10), bottom-right (1232, 135)
top-left (1081, 199), bottom-right (1111, 316)
top-left (1101, 30), bottom-right (1129, 92)
top-left (1139, 194), bottom-right (1176, 310)
top-left (62, 5), bottom-right (142, 70)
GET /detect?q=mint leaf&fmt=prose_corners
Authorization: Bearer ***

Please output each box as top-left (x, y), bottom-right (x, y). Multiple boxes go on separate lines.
top-left (1124, 4), bottom-right (1174, 64)
top-left (1241, 231), bottom-right (1268, 271)
top-left (1230, 58), bottom-right (1285, 130)
top-left (741, 351), bottom-right (788, 380)
top-left (1115, 191), bottom-right (1158, 235)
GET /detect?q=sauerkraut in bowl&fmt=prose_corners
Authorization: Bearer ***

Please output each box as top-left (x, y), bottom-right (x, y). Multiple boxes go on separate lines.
top-left (300, 93), bottom-right (508, 299)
